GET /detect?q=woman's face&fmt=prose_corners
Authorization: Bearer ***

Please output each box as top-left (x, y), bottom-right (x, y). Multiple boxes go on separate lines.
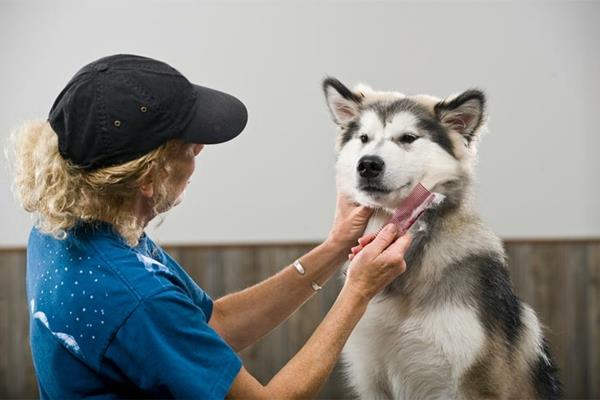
top-left (166, 143), bottom-right (204, 208)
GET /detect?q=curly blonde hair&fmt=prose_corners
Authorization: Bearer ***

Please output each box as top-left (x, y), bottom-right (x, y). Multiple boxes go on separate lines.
top-left (6, 120), bottom-right (192, 247)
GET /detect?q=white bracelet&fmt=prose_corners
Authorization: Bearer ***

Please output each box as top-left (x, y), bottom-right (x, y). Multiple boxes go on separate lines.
top-left (293, 259), bottom-right (305, 275)
top-left (293, 259), bottom-right (322, 291)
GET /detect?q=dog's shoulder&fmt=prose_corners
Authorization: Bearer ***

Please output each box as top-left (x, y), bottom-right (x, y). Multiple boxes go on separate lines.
top-left (439, 250), bottom-right (525, 348)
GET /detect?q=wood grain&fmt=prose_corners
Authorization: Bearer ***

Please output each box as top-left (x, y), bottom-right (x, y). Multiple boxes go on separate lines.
top-left (1, 241), bottom-right (598, 399)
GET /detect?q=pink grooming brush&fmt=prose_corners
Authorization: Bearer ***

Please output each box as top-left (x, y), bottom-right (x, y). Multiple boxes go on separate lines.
top-left (379, 183), bottom-right (443, 236)
top-left (349, 183), bottom-right (445, 259)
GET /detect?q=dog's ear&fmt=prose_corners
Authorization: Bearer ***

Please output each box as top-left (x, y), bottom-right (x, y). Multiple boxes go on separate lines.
top-left (434, 89), bottom-right (486, 144)
top-left (323, 77), bottom-right (363, 125)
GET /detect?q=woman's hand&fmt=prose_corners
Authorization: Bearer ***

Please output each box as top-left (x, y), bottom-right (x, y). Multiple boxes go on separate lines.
top-left (343, 224), bottom-right (412, 301)
top-left (326, 193), bottom-right (373, 253)
top-left (348, 232), bottom-right (377, 261)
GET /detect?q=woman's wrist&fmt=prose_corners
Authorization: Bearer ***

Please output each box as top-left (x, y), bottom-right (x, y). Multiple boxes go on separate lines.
top-left (321, 236), bottom-right (352, 265)
top-left (338, 284), bottom-right (370, 314)
top-left (294, 239), bottom-right (348, 289)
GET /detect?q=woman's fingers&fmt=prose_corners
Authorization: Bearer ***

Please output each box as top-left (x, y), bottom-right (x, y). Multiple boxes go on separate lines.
top-left (380, 234), bottom-right (413, 264)
top-left (328, 193), bottom-right (373, 248)
top-left (351, 232), bottom-right (412, 263)
top-left (349, 232), bottom-right (383, 259)
top-left (358, 233), bottom-right (376, 246)
top-left (343, 225), bottom-right (410, 301)
top-left (348, 244), bottom-right (364, 260)
top-left (362, 224), bottom-right (398, 255)
top-left (348, 229), bottom-right (407, 261)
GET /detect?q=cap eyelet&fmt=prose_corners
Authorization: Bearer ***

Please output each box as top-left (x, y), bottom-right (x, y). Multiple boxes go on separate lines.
top-left (114, 120), bottom-right (121, 127)
top-left (140, 106), bottom-right (148, 113)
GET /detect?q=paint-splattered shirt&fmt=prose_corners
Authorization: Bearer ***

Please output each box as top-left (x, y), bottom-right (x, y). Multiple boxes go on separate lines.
top-left (26, 220), bottom-right (242, 399)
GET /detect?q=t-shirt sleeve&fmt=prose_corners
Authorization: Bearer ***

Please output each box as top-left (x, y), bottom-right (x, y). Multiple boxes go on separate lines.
top-left (102, 288), bottom-right (242, 399)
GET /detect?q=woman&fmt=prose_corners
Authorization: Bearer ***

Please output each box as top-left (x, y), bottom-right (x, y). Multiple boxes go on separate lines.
top-left (9, 54), bottom-right (411, 399)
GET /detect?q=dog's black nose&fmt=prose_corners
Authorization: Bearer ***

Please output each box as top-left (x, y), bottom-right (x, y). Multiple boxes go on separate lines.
top-left (357, 155), bottom-right (385, 178)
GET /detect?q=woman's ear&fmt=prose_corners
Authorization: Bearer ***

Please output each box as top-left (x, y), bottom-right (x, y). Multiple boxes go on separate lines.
top-left (139, 180), bottom-right (154, 198)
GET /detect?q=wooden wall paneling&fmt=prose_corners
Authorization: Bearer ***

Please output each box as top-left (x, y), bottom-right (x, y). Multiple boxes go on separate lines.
top-left (562, 243), bottom-right (589, 398)
top-left (1, 241), bottom-right (599, 399)
top-left (0, 250), bottom-right (37, 398)
top-left (586, 243), bottom-right (600, 398)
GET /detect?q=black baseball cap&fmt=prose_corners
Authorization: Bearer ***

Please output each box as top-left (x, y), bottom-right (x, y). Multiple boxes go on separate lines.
top-left (48, 54), bottom-right (248, 170)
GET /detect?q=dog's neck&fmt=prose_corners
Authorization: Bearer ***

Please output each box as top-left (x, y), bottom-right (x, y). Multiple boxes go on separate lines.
top-left (375, 200), bottom-right (460, 300)
top-left (344, 197), bottom-right (473, 291)
top-left (372, 182), bottom-right (504, 302)
top-left (363, 208), bottom-right (394, 236)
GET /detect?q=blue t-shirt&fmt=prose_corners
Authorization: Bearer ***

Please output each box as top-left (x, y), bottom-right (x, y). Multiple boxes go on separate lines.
top-left (26, 220), bottom-right (242, 399)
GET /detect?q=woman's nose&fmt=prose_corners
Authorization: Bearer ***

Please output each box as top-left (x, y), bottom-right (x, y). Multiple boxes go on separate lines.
top-left (193, 144), bottom-right (204, 156)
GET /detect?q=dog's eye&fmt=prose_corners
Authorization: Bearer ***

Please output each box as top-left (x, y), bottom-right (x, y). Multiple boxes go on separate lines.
top-left (359, 134), bottom-right (369, 144)
top-left (399, 133), bottom-right (419, 144)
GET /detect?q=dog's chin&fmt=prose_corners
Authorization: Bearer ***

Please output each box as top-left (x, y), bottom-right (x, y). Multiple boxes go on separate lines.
top-left (355, 182), bottom-right (413, 209)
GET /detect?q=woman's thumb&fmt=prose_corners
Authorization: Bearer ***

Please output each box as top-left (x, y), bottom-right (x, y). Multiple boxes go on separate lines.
top-left (367, 223), bottom-right (398, 253)
top-left (353, 205), bottom-right (373, 221)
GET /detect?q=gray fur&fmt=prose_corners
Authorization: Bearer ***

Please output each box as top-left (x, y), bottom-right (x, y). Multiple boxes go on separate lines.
top-left (368, 99), bottom-right (456, 158)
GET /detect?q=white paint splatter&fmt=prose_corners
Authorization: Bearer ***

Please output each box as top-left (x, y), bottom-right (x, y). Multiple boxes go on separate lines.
top-left (33, 311), bottom-right (81, 355)
top-left (34, 311), bottom-right (49, 327)
top-left (136, 253), bottom-right (170, 274)
top-left (55, 332), bottom-right (80, 352)
top-left (30, 299), bottom-right (35, 314)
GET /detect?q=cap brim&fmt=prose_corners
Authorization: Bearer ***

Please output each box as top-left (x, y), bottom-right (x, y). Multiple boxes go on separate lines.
top-left (180, 84), bottom-right (248, 144)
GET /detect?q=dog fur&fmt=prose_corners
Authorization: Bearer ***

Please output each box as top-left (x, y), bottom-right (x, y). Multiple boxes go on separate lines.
top-left (322, 78), bottom-right (561, 400)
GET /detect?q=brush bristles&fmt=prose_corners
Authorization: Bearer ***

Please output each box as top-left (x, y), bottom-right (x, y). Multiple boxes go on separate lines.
top-left (378, 183), bottom-right (434, 235)
top-left (400, 183), bottom-right (431, 208)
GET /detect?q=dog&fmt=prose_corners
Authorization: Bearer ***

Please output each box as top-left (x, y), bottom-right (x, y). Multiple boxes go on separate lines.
top-left (322, 78), bottom-right (561, 400)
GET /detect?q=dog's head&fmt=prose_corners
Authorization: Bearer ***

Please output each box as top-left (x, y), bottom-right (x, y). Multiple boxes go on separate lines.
top-left (323, 78), bottom-right (486, 210)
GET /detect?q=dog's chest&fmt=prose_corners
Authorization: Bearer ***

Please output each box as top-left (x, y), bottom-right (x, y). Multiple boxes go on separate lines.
top-left (364, 209), bottom-right (393, 236)
top-left (343, 297), bottom-right (485, 400)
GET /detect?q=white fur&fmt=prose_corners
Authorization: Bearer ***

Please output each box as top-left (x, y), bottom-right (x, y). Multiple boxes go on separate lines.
top-left (344, 302), bottom-right (485, 400)
top-left (353, 83), bottom-right (405, 104)
top-left (520, 304), bottom-right (550, 365)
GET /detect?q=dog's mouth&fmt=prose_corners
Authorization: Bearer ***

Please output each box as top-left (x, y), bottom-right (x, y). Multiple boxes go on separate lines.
top-left (359, 181), bottom-right (411, 195)
top-left (360, 184), bottom-right (392, 194)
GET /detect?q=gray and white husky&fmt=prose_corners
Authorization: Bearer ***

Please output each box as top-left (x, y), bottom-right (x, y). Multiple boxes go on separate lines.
top-left (322, 78), bottom-right (561, 400)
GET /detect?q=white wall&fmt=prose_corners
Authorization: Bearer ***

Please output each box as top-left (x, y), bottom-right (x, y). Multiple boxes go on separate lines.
top-left (1, 0), bottom-right (598, 247)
